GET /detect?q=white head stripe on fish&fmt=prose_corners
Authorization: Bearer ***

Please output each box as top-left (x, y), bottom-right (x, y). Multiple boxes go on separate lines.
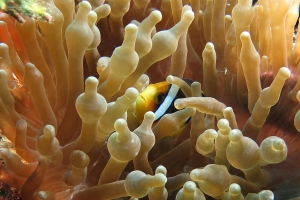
top-left (154, 84), bottom-right (180, 121)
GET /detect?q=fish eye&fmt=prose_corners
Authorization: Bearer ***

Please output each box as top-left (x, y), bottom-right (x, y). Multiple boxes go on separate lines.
top-left (156, 92), bottom-right (165, 105)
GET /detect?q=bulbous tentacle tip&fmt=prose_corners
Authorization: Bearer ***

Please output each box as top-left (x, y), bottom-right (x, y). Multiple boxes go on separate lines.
top-left (78, 1), bottom-right (92, 12)
top-left (183, 181), bottom-right (196, 193)
top-left (228, 129), bottom-right (243, 143)
top-left (85, 76), bottom-right (99, 94)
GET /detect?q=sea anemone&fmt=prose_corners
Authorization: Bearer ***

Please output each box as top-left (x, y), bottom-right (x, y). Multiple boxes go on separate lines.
top-left (0, 0), bottom-right (299, 199)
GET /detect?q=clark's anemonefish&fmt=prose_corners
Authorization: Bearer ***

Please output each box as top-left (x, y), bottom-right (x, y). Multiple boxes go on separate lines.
top-left (135, 80), bottom-right (195, 126)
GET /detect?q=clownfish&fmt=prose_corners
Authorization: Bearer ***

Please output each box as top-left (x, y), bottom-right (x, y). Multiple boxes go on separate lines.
top-left (135, 80), bottom-right (194, 125)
